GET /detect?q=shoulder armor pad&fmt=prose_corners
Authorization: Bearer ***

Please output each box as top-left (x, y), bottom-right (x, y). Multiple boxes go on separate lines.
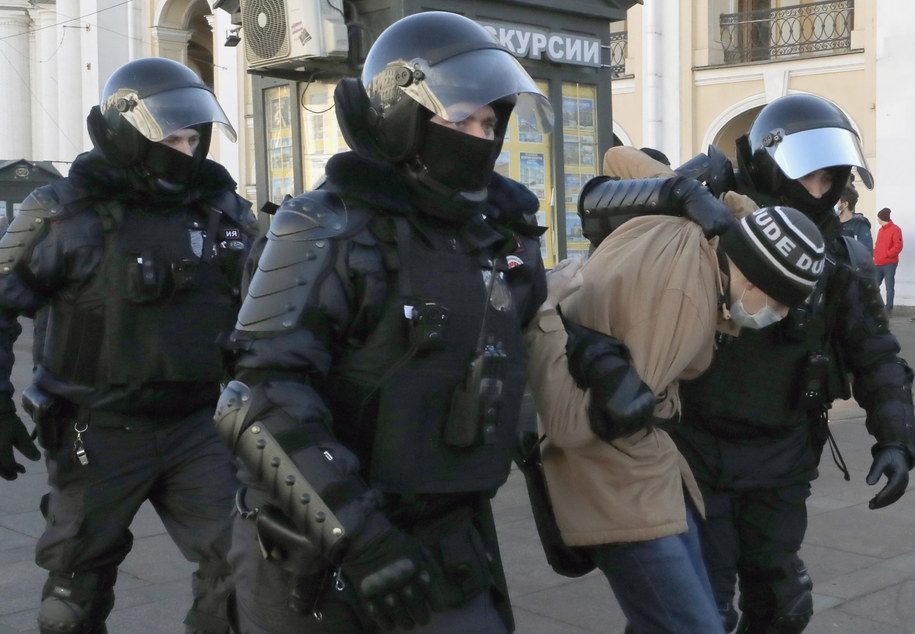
top-left (235, 191), bottom-right (370, 332)
top-left (0, 182), bottom-right (79, 275)
top-left (267, 190), bottom-right (366, 241)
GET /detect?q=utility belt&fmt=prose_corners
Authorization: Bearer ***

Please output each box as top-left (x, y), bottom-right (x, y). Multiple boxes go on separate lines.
top-left (21, 384), bottom-right (78, 454)
top-left (236, 486), bottom-right (497, 616)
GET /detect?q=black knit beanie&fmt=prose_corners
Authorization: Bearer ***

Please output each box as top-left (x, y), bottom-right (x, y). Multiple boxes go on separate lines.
top-left (719, 205), bottom-right (825, 307)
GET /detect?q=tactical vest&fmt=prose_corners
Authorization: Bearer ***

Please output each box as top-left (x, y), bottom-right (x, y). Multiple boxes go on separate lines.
top-left (326, 216), bottom-right (529, 494)
top-left (43, 202), bottom-right (244, 389)
top-left (682, 241), bottom-right (853, 431)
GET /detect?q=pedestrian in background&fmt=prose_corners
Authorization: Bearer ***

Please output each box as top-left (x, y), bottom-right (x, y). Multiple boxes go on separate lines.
top-left (837, 185), bottom-right (873, 252)
top-left (875, 207), bottom-right (903, 314)
top-left (0, 57), bottom-right (256, 633)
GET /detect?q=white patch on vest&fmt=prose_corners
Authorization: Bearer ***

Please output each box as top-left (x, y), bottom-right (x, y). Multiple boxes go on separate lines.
top-left (482, 270), bottom-right (513, 312)
top-left (189, 229), bottom-right (204, 258)
top-left (506, 255), bottom-right (523, 269)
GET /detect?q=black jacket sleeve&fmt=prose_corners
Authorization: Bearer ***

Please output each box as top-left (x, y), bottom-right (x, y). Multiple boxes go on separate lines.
top-left (835, 245), bottom-right (915, 463)
top-left (226, 194), bottom-right (393, 552)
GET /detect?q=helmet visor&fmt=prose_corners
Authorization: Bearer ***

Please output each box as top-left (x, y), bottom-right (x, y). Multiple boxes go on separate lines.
top-left (111, 85), bottom-right (237, 143)
top-left (380, 47), bottom-right (553, 133)
top-left (771, 127), bottom-right (873, 189)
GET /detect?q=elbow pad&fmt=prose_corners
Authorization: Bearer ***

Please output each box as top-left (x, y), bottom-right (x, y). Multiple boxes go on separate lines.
top-left (578, 176), bottom-right (672, 248)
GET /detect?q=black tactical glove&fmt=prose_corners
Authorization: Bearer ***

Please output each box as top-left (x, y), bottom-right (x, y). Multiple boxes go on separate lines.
top-left (866, 444), bottom-right (910, 509)
top-left (562, 315), bottom-right (656, 442)
top-left (0, 394), bottom-right (41, 480)
top-left (341, 527), bottom-right (446, 631)
top-left (667, 176), bottom-right (736, 238)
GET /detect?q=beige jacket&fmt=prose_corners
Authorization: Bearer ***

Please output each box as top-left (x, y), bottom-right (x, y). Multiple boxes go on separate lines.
top-left (525, 214), bottom-right (722, 546)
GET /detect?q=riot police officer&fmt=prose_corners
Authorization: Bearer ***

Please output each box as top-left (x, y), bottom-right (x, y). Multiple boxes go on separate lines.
top-left (570, 94), bottom-right (915, 633)
top-left (0, 57), bottom-right (256, 633)
top-left (214, 11), bottom-right (550, 633)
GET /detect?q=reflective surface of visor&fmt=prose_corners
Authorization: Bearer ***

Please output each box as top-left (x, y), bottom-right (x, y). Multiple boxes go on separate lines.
top-left (107, 86), bottom-right (237, 143)
top-left (374, 47), bottom-right (553, 134)
top-left (770, 127), bottom-right (872, 188)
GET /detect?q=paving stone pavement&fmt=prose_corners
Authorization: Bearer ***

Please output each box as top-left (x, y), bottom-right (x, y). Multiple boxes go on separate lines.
top-left (3, 315), bottom-right (915, 633)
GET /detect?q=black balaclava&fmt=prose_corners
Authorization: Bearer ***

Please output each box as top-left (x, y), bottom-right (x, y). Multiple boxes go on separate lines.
top-left (401, 101), bottom-right (513, 223)
top-left (137, 123), bottom-right (211, 195)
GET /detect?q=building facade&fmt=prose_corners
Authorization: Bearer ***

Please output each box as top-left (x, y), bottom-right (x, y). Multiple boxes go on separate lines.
top-left (3, 0), bottom-right (913, 303)
top-left (0, 0), bottom-right (254, 202)
top-left (612, 0), bottom-right (915, 307)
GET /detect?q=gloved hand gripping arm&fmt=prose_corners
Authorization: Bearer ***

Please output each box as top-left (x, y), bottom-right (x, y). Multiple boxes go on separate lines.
top-left (562, 318), bottom-right (657, 442)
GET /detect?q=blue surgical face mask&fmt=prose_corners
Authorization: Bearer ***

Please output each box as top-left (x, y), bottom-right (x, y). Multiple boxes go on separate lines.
top-left (834, 205), bottom-right (842, 216)
top-left (729, 287), bottom-right (785, 330)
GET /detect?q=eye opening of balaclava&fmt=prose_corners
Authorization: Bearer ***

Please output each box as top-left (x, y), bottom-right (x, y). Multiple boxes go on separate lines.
top-left (778, 165), bottom-right (850, 230)
top-left (137, 123), bottom-right (212, 195)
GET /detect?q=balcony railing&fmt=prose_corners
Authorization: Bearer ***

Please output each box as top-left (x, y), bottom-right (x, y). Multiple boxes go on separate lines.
top-left (720, 0), bottom-right (853, 64)
top-left (608, 31), bottom-right (628, 77)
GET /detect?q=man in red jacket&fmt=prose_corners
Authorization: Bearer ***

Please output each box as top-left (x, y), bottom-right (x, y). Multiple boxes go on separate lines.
top-left (874, 207), bottom-right (903, 313)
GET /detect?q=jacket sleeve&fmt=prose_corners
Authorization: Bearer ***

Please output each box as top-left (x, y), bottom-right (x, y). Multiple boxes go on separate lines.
top-left (889, 226), bottom-right (903, 259)
top-left (835, 254), bottom-right (915, 462)
top-left (857, 219), bottom-right (874, 253)
top-left (0, 199), bottom-right (101, 396)
top-left (224, 196), bottom-right (394, 554)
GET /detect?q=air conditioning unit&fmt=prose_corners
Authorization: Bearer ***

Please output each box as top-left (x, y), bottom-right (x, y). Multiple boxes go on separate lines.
top-left (241, 0), bottom-right (348, 69)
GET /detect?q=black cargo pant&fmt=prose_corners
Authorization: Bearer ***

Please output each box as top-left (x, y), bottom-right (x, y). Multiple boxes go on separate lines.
top-left (666, 421), bottom-right (816, 632)
top-left (36, 407), bottom-right (238, 633)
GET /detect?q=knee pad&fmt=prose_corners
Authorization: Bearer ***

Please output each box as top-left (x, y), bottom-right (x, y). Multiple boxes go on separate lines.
top-left (738, 555), bottom-right (812, 634)
top-left (770, 555), bottom-right (813, 630)
top-left (38, 570), bottom-right (116, 634)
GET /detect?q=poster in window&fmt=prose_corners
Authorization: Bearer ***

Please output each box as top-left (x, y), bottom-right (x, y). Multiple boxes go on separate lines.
top-left (520, 152), bottom-right (545, 200)
top-left (563, 140), bottom-right (580, 167)
top-left (562, 97), bottom-right (595, 130)
top-left (516, 103), bottom-right (542, 143)
top-left (494, 150), bottom-right (510, 178)
top-left (562, 97), bottom-right (578, 128)
top-left (564, 173), bottom-right (582, 203)
top-left (565, 212), bottom-right (583, 240)
top-left (577, 98), bottom-right (594, 129)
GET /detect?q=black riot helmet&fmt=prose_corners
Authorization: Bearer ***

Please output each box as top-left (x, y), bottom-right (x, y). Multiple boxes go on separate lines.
top-left (736, 94), bottom-right (872, 220)
top-left (338, 11), bottom-right (553, 220)
top-left (86, 57), bottom-right (236, 192)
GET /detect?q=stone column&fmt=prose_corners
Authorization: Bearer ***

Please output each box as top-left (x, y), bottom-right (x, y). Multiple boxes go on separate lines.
top-left (30, 3), bottom-right (60, 161)
top-left (0, 1), bottom-right (32, 158)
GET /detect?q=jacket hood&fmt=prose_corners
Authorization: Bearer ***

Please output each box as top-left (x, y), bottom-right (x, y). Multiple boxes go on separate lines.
top-left (323, 151), bottom-right (542, 234)
top-left (68, 149), bottom-right (237, 208)
top-left (843, 213), bottom-right (871, 229)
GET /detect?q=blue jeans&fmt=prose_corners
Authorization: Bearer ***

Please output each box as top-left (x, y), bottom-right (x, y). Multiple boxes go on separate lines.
top-left (876, 261), bottom-right (898, 311)
top-left (589, 503), bottom-right (725, 633)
